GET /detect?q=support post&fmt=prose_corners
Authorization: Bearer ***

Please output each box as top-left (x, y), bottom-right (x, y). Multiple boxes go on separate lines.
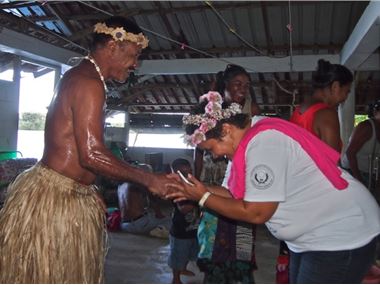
top-left (338, 76), bottom-right (356, 150)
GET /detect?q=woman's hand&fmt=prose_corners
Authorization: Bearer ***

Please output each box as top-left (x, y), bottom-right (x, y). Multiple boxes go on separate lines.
top-left (146, 173), bottom-right (182, 198)
top-left (165, 174), bottom-right (207, 203)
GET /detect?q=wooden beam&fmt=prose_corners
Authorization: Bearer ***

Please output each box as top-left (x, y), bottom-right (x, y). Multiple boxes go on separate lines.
top-left (0, 1), bottom-right (39, 9)
top-left (44, 3), bottom-right (75, 36)
top-left (341, 1), bottom-right (380, 69)
top-left (0, 27), bottom-right (80, 68)
top-left (0, 10), bottom-right (87, 53)
top-left (260, 1), bottom-right (273, 55)
top-left (142, 44), bottom-right (342, 58)
top-left (137, 54), bottom-right (341, 75)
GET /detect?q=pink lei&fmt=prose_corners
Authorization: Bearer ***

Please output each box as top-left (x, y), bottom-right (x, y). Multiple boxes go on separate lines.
top-left (228, 117), bottom-right (348, 199)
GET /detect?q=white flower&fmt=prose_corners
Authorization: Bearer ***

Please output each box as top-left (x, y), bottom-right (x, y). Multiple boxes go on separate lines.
top-left (111, 28), bottom-right (127, 41)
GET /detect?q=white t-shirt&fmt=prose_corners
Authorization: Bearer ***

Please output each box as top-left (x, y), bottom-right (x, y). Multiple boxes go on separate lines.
top-left (243, 129), bottom-right (380, 253)
top-left (222, 115), bottom-right (266, 188)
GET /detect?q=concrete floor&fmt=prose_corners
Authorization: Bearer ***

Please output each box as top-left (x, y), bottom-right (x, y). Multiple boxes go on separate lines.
top-left (105, 224), bottom-right (279, 284)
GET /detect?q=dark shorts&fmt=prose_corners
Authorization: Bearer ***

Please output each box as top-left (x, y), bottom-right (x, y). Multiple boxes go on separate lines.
top-left (168, 234), bottom-right (199, 270)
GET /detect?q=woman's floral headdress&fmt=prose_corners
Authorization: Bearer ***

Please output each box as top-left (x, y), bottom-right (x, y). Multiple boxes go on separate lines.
top-left (182, 91), bottom-right (242, 146)
top-left (94, 22), bottom-right (149, 49)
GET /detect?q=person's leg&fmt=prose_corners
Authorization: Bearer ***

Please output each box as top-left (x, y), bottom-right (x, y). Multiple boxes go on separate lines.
top-left (343, 237), bottom-right (377, 283)
top-left (180, 238), bottom-right (198, 276)
top-left (121, 214), bottom-right (162, 235)
top-left (172, 269), bottom-right (182, 284)
top-left (168, 235), bottom-right (182, 283)
top-left (294, 251), bottom-right (347, 283)
top-left (188, 237), bottom-right (200, 264)
top-left (293, 239), bottom-right (376, 283)
top-left (289, 251), bottom-right (301, 283)
top-left (168, 236), bottom-right (192, 283)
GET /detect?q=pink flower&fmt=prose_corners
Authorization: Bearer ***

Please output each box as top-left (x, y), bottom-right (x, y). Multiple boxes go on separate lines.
top-left (207, 118), bottom-right (217, 129)
top-left (199, 122), bottom-right (209, 133)
top-left (207, 91), bottom-right (222, 103)
top-left (205, 102), bottom-right (222, 114)
top-left (199, 91), bottom-right (222, 104)
top-left (205, 102), bottom-right (213, 113)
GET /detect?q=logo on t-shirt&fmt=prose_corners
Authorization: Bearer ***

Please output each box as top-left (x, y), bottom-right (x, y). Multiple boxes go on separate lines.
top-left (251, 164), bottom-right (274, 190)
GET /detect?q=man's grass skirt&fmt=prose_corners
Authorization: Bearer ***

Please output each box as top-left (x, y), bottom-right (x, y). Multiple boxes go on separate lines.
top-left (0, 162), bottom-right (107, 283)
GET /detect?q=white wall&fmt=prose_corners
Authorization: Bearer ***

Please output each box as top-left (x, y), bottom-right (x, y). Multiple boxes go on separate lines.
top-left (125, 146), bottom-right (194, 172)
top-left (0, 79), bottom-right (19, 151)
top-left (105, 126), bottom-right (128, 144)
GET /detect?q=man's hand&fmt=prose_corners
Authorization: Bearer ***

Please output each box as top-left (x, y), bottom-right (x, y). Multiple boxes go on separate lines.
top-left (146, 173), bottom-right (181, 198)
top-left (165, 174), bottom-right (207, 203)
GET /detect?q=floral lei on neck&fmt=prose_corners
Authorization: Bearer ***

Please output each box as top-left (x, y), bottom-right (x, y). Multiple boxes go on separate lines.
top-left (182, 91), bottom-right (242, 146)
top-left (94, 22), bottom-right (149, 49)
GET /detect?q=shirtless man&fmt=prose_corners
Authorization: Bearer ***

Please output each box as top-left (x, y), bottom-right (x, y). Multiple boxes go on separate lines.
top-left (0, 16), bottom-right (177, 284)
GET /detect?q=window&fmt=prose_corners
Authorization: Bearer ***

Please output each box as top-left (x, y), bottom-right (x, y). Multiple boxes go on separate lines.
top-left (129, 131), bottom-right (191, 149)
top-left (17, 70), bottom-right (55, 159)
top-left (105, 112), bottom-right (125, 128)
top-left (0, 69), bottom-right (14, 81)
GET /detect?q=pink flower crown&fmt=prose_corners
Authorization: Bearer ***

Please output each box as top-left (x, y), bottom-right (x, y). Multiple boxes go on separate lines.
top-left (182, 91), bottom-right (242, 146)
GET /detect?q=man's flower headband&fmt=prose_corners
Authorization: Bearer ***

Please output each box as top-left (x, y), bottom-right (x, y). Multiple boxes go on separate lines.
top-left (94, 22), bottom-right (149, 49)
top-left (182, 91), bottom-right (242, 146)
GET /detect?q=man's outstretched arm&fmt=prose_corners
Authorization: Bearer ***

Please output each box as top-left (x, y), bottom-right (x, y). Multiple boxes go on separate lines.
top-left (72, 80), bottom-right (178, 197)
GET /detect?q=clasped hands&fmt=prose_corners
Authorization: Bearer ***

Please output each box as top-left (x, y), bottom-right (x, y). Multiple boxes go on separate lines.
top-left (147, 172), bottom-right (206, 203)
top-left (165, 173), bottom-right (207, 203)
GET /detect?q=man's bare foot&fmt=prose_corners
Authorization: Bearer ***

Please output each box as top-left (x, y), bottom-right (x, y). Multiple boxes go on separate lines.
top-left (180, 269), bottom-right (195, 276)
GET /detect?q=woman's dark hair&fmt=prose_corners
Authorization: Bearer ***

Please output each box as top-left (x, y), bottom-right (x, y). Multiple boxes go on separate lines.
top-left (214, 64), bottom-right (251, 94)
top-left (184, 100), bottom-right (250, 141)
top-left (312, 59), bottom-right (353, 89)
top-left (367, 100), bottom-right (380, 118)
top-left (89, 16), bottom-right (143, 51)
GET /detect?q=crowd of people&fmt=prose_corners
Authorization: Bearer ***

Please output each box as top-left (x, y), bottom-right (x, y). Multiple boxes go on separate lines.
top-left (0, 14), bottom-right (379, 284)
top-left (168, 90), bottom-right (380, 283)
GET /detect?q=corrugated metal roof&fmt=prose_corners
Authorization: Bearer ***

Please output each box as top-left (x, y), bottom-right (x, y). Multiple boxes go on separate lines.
top-left (0, 0), bottom-right (377, 120)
